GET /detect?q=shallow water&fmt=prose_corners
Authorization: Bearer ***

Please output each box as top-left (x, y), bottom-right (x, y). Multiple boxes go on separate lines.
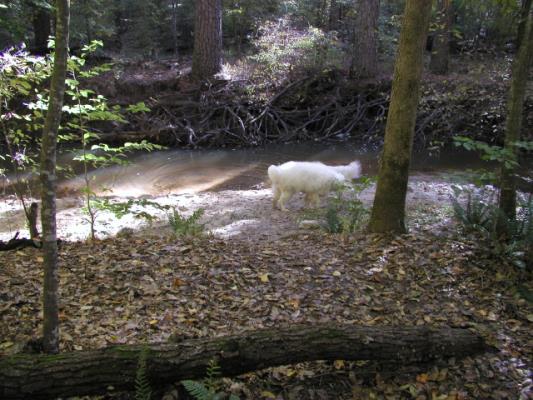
top-left (1, 140), bottom-right (528, 241)
top-left (56, 141), bottom-right (488, 197)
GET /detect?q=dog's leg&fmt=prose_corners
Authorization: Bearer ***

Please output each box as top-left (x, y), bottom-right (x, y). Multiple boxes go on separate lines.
top-left (278, 190), bottom-right (293, 211)
top-left (304, 192), bottom-right (312, 208)
top-left (272, 185), bottom-right (281, 209)
top-left (309, 193), bottom-right (321, 208)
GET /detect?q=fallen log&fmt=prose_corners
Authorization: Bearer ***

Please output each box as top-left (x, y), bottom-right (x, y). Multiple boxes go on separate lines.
top-left (0, 324), bottom-right (488, 400)
top-left (0, 232), bottom-right (41, 252)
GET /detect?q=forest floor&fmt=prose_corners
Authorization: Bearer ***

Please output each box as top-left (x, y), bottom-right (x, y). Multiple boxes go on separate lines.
top-left (0, 51), bottom-right (532, 399)
top-left (1, 175), bottom-right (532, 399)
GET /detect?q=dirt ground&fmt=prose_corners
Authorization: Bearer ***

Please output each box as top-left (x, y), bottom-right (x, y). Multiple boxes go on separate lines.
top-left (0, 173), bottom-right (454, 243)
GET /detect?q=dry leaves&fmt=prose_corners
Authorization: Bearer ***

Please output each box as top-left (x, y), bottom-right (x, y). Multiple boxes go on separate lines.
top-left (0, 227), bottom-right (531, 399)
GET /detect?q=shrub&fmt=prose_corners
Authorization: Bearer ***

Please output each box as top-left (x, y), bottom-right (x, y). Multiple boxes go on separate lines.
top-left (450, 185), bottom-right (496, 234)
top-left (450, 186), bottom-right (532, 269)
top-left (248, 18), bottom-right (344, 87)
top-left (307, 178), bottom-right (372, 234)
top-left (167, 207), bottom-right (205, 237)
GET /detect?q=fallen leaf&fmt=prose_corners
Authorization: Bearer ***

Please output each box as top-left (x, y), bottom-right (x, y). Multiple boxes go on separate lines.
top-left (260, 390), bottom-right (276, 399)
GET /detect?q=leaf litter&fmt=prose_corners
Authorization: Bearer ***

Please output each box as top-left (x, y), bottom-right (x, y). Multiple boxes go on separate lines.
top-left (0, 180), bottom-right (532, 399)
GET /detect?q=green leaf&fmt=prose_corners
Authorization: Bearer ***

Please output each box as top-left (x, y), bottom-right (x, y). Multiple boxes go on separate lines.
top-left (127, 102), bottom-right (150, 113)
top-left (181, 380), bottom-right (212, 400)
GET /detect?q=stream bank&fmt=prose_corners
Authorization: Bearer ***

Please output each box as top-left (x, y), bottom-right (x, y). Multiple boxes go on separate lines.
top-left (86, 55), bottom-right (533, 150)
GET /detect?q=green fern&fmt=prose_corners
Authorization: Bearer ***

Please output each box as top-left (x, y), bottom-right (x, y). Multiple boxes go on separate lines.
top-left (167, 207), bottom-right (205, 236)
top-left (205, 359), bottom-right (222, 392)
top-left (450, 186), bottom-right (495, 234)
top-left (135, 347), bottom-right (152, 400)
top-left (182, 359), bottom-right (239, 400)
top-left (181, 380), bottom-right (213, 400)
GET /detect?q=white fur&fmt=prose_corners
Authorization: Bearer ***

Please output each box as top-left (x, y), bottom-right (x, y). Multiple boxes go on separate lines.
top-left (268, 160), bottom-right (361, 211)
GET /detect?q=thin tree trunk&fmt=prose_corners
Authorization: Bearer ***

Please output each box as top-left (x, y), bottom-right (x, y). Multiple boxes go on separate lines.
top-left (429, 0), bottom-right (453, 75)
top-left (39, 0), bottom-right (70, 355)
top-left (351, 0), bottom-right (380, 79)
top-left (367, 0), bottom-right (432, 233)
top-left (171, 0), bottom-right (179, 57)
top-left (0, 324), bottom-right (486, 400)
top-left (32, 4), bottom-right (51, 54)
top-left (517, 0), bottom-right (532, 50)
top-left (497, 7), bottom-right (533, 232)
top-left (192, 0), bottom-right (222, 81)
top-left (328, 0), bottom-right (340, 31)
top-left (28, 202), bottom-right (39, 239)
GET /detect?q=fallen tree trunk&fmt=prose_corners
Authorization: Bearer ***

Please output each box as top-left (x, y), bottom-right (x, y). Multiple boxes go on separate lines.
top-left (0, 232), bottom-right (41, 252)
top-left (0, 324), bottom-right (487, 399)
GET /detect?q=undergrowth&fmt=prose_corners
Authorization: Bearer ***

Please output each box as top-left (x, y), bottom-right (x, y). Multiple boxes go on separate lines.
top-left (135, 347), bottom-right (151, 400)
top-left (450, 185), bottom-right (532, 270)
top-left (300, 178), bottom-right (372, 234)
top-left (181, 359), bottom-right (239, 400)
top-left (167, 207), bottom-right (206, 237)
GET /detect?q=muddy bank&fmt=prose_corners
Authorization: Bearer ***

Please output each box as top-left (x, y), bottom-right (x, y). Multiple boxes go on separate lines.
top-left (87, 58), bottom-right (533, 149)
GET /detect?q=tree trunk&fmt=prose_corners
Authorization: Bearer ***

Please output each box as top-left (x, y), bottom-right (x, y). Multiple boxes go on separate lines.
top-left (171, 0), bottom-right (179, 57)
top-left (517, 0), bottom-right (532, 51)
top-left (367, 0), bottom-right (432, 233)
top-left (497, 7), bottom-right (533, 231)
top-left (351, 0), bottom-right (380, 79)
top-left (328, 0), bottom-right (341, 31)
top-left (39, 0), bottom-right (70, 355)
top-left (0, 324), bottom-right (487, 400)
top-left (27, 202), bottom-right (39, 239)
top-left (429, 0), bottom-right (453, 75)
top-left (192, 0), bottom-right (222, 81)
top-left (32, 3), bottom-right (51, 55)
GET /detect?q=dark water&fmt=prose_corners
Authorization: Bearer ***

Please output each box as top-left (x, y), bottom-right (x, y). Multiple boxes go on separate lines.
top-left (59, 141), bottom-right (492, 197)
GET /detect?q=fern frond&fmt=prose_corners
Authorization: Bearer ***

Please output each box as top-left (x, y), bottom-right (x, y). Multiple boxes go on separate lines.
top-left (181, 380), bottom-right (212, 400)
top-left (135, 348), bottom-right (152, 400)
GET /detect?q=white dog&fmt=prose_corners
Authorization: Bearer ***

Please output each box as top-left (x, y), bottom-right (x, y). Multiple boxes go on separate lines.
top-left (268, 160), bottom-right (361, 211)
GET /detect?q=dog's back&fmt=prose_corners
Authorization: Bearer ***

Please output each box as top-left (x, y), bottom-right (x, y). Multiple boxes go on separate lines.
top-left (270, 161), bottom-right (343, 190)
top-left (268, 160), bottom-right (361, 210)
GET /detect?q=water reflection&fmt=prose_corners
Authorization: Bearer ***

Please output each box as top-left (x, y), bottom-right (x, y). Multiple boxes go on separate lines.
top-left (57, 141), bottom-right (487, 197)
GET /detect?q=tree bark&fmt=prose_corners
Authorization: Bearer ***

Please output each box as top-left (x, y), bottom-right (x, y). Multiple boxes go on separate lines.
top-left (192, 0), bottom-right (222, 81)
top-left (39, 0), bottom-right (70, 355)
top-left (32, 3), bottom-right (51, 55)
top-left (0, 324), bottom-right (487, 400)
top-left (497, 7), bottom-right (533, 230)
top-left (429, 0), bottom-right (453, 75)
top-left (517, 0), bottom-right (533, 51)
top-left (328, 0), bottom-right (341, 31)
top-left (0, 232), bottom-right (41, 251)
top-left (171, 0), bottom-right (179, 57)
top-left (28, 202), bottom-right (39, 239)
top-left (351, 0), bottom-right (380, 79)
top-left (367, 0), bottom-right (432, 233)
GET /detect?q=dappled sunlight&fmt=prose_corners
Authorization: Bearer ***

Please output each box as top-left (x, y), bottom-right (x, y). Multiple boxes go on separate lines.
top-left (211, 219), bottom-right (261, 238)
top-left (0, 144), bottom-right (510, 243)
top-left (59, 152), bottom-right (263, 197)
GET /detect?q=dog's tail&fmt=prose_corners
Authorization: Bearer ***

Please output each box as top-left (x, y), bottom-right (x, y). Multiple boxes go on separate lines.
top-left (267, 165), bottom-right (280, 183)
top-left (334, 161), bottom-right (362, 180)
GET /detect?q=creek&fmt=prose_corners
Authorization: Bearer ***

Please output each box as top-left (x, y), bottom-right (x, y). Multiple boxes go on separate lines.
top-left (58, 141), bottom-right (486, 197)
top-left (0, 140), bottom-right (519, 241)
